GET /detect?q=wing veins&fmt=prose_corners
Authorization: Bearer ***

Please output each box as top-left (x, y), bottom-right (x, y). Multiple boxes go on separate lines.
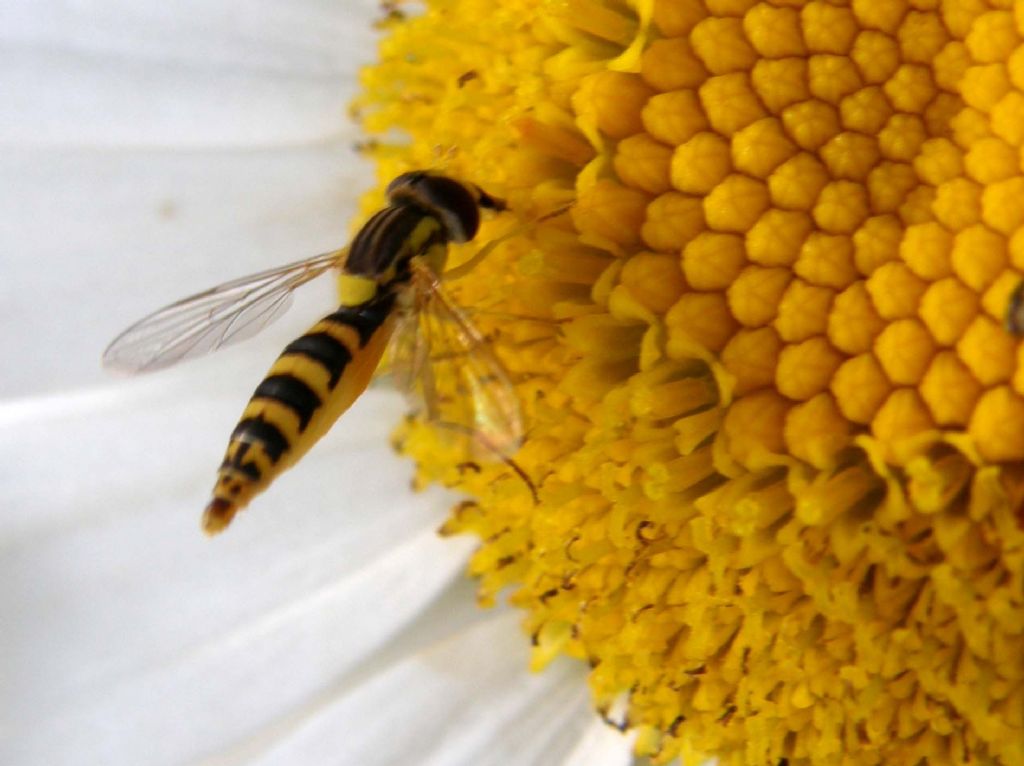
top-left (103, 248), bottom-right (345, 373)
top-left (406, 262), bottom-right (523, 454)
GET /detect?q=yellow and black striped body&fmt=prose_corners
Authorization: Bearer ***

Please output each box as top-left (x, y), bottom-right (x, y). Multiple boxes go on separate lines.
top-left (202, 171), bottom-right (503, 533)
top-left (203, 292), bottom-right (399, 533)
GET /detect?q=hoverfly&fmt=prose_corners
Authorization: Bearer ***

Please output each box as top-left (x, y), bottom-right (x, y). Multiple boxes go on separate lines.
top-left (103, 171), bottom-right (528, 534)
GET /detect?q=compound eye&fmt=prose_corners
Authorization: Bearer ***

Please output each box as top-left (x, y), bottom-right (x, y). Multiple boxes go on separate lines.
top-left (418, 177), bottom-right (480, 242)
top-left (385, 171), bottom-right (424, 201)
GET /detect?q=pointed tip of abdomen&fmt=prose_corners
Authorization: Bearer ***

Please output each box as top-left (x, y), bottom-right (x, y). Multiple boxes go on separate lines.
top-left (202, 497), bottom-right (237, 536)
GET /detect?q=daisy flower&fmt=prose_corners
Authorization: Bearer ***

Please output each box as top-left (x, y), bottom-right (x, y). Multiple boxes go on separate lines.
top-left (0, 2), bottom-right (630, 764)
top-left (355, 0), bottom-right (1024, 764)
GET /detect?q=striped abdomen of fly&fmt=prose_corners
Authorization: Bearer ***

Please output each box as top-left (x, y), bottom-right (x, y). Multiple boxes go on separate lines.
top-left (202, 292), bottom-right (397, 533)
top-left (202, 206), bottom-right (451, 534)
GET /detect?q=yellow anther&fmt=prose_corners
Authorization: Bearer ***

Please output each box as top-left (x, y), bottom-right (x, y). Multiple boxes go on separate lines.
top-left (651, 0), bottom-right (706, 37)
top-left (966, 10), bottom-right (1019, 64)
top-left (969, 386), bottom-right (1024, 461)
top-left (813, 180), bottom-right (870, 234)
top-left (871, 388), bottom-right (935, 453)
top-left (991, 92), bottom-right (1024, 144)
top-left (897, 10), bottom-right (949, 64)
top-left (784, 393), bottom-right (851, 467)
top-left (950, 106), bottom-right (995, 147)
top-left (514, 117), bottom-right (595, 165)
top-left (851, 0), bottom-right (908, 34)
top-left (727, 265), bottom-right (792, 327)
top-left (957, 316), bottom-right (1016, 386)
top-left (920, 351), bottom-right (982, 427)
top-left (820, 132), bottom-right (880, 181)
top-left (641, 90), bottom-right (709, 146)
top-left (951, 224), bottom-right (1008, 291)
top-left (682, 232), bottom-right (746, 290)
top-left (883, 64), bottom-right (938, 113)
top-left (641, 191), bottom-right (704, 252)
top-left (691, 17), bottom-right (757, 75)
top-left (877, 114), bottom-right (927, 161)
top-left (704, 174), bottom-right (769, 233)
top-left (670, 132), bottom-right (732, 194)
top-left (722, 390), bottom-right (789, 463)
top-left (614, 134), bottom-right (672, 194)
top-left (1013, 44), bottom-right (1024, 89)
top-left (839, 86), bottom-right (894, 134)
top-left (731, 118), bottom-right (798, 179)
top-left (918, 277), bottom-right (980, 346)
top-left (769, 152), bottom-right (829, 210)
top-left (866, 261), bottom-right (927, 319)
top-left (873, 318), bottom-right (935, 385)
top-left (897, 185), bottom-right (937, 226)
top-left (963, 136), bottom-right (1018, 184)
top-left (574, 72), bottom-right (656, 141)
top-left (828, 281), bottom-right (885, 355)
top-left (925, 93), bottom-right (966, 143)
top-left (795, 232), bottom-right (857, 289)
top-left (557, 0), bottom-right (637, 45)
top-left (899, 222), bottom-right (953, 281)
top-left (940, 0), bottom-right (990, 38)
top-left (931, 41), bottom-right (972, 92)
top-left (982, 176), bottom-right (1024, 235)
top-left (850, 30), bottom-right (902, 84)
top-left (866, 161), bottom-right (918, 214)
top-left (746, 209), bottom-right (812, 267)
top-left (774, 280), bottom-right (835, 342)
top-left (665, 292), bottom-right (737, 354)
top-left (742, 3), bottom-right (805, 58)
top-left (641, 37), bottom-right (708, 91)
top-left (699, 72), bottom-right (768, 136)
top-left (781, 99), bottom-right (840, 151)
top-left (808, 54), bottom-right (863, 104)
top-left (801, 2), bottom-right (858, 54)
top-left (853, 214), bottom-right (902, 276)
top-left (573, 180), bottom-right (648, 248)
top-left (721, 326), bottom-right (781, 395)
top-left (831, 353), bottom-right (892, 424)
top-left (705, 0), bottom-right (759, 16)
top-left (913, 138), bottom-right (963, 185)
top-left (774, 339), bottom-right (839, 403)
top-left (750, 57), bottom-right (811, 113)
top-left (960, 63), bottom-right (1012, 112)
top-left (620, 253), bottom-right (684, 314)
top-left (932, 177), bottom-right (983, 231)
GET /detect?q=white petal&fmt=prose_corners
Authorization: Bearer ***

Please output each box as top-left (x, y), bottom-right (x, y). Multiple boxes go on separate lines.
top-left (1, 0), bottom-right (382, 398)
top-left (2, 381), bottom-right (616, 766)
top-left (560, 719), bottom-right (636, 766)
top-left (0, 381), bottom-right (484, 766)
top-left (240, 612), bottom-right (604, 766)
top-left (1, 0), bottom-right (382, 147)
top-left (1, 146), bottom-right (370, 397)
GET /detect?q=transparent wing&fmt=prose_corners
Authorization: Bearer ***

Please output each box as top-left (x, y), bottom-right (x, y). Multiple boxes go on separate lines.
top-left (384, 260), bottom-right (524, 459)
top-left (103, 248), bottom-right (346, 374)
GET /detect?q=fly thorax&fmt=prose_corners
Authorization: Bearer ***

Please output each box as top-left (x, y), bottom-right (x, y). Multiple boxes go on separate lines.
top-left (417, 241), bottom-right (448, 277)
top-left (338, 273), bottom-right (379, 307)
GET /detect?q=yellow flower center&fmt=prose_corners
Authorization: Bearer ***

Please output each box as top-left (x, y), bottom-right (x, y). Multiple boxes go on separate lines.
top-left (356, 1), bottom-right (1024, 764)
